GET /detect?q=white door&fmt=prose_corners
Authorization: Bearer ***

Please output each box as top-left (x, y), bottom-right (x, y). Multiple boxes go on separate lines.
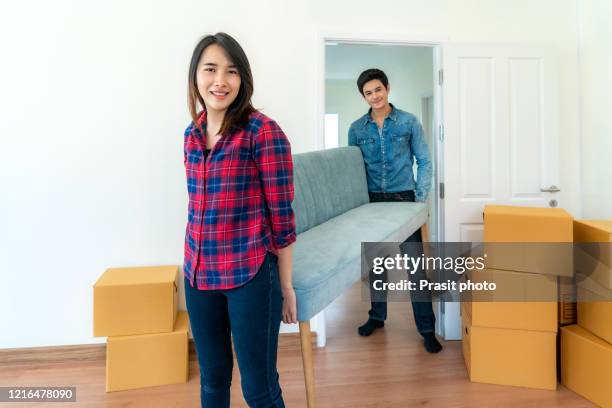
top-left (439, 44), bottom-right (561, 340)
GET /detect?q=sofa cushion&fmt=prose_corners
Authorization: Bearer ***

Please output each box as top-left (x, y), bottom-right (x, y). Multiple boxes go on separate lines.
top-left (293, 201), bottom-right (428, 321)
top-left (293, 147), bottom-right (369, 234)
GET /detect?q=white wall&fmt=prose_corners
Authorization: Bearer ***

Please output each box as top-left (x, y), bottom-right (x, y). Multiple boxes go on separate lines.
top-left (325, 44), bottom-right (433, 146)
top-left (579, 0), bottom-right (612, 218)
top-left (0, 0), bottom-right (582, 348)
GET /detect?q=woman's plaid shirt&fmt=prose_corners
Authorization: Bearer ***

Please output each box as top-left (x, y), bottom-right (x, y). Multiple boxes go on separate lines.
top-left (183, 110), bottom-right (296, 290)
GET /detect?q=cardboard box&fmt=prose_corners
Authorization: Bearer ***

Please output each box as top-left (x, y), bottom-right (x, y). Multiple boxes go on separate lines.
top-left (574, 220), bottom-right (612, 260)
top-left (561, 325), bottom-right (612, 408)
top-left (574, 221), bottom-right (612, 291)
top-left (483, 205), bottom-right (573, 277)
top-left (461, 303), bottom-right (557, 390)
top-left (94, 265), bottom-right (179, 337)
top-left (575, 247), bottom-right (612, 290)
top-left (577, 274), bottom-right (612, 344)
top-left (463, 268), bottom-right (558, 332)
top-left (106, 311), bottom-right (189, 392)
top-left (574, 220), bottom-right (612, 241)
top-left (484, 205), bottom-right (573, 242)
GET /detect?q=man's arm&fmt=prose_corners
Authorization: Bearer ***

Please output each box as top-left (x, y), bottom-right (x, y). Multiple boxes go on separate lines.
top-left (348, 125), bottom-right (357, 147)
top-left (410, 119), bottom-right (432, 202)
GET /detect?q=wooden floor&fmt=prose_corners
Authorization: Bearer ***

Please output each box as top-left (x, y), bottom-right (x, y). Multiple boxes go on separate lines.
top-left (1, 283), bottom-right (595, 407)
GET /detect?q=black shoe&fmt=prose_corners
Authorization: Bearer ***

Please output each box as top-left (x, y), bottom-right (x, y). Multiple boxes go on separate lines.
top-left (423, 332), bottom-right (443, 353)
top-left (358, 318), bottom-right (384, 336)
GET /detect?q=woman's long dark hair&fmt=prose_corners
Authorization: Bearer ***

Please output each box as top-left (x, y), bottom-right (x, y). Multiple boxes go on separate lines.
top-left (188, 33), bottom-right (255, 134)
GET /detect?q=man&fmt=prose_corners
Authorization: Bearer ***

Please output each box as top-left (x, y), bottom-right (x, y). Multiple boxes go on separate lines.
top-left (348, 68), bottom-right (442, 353)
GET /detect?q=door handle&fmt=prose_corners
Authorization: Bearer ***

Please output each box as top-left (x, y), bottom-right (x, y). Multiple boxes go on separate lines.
top-left (540, 185), bottom-right (561, 193)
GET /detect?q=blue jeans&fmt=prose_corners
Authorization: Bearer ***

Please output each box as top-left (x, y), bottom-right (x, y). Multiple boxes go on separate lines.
top-left (184, 252), bottom-right (285, 408)
top-left (367, 190), bottom-right (436, 335)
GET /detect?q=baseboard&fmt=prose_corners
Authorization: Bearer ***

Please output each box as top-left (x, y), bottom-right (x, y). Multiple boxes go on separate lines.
top-left (0, 332), bottom-right (316, 366)
top-left (0, 343), bottom-right (106, 366)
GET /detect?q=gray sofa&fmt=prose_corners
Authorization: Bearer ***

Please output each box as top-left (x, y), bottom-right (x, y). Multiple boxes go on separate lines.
top-left (291, 146), bottom-right (428, 407)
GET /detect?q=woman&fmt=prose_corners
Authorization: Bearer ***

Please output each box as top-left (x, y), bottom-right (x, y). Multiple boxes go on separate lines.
top-left (183, 32), bottom-right (297, 408)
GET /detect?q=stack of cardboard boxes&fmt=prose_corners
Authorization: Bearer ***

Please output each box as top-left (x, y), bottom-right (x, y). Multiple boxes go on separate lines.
top-left (93, 265), bottom-right (189, 392)
top-left (461, 205), bottom-right (573, 390)
top-left (561, 221), bottom-right (612, 407)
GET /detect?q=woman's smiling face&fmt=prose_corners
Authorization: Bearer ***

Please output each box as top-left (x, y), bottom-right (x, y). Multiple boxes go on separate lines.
top-left (196, 43), bottom-right (241, 115)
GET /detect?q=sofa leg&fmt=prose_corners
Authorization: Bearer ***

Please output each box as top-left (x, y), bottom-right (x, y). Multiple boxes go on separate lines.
top-left (421, 223), bottom-right (431, 278)
top-left (299, 320), bottom-right (316, 408)
top-left (421, 222), bottom-right (430, 242)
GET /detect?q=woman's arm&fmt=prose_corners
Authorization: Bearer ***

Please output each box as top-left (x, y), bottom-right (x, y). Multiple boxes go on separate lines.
top-left (252, 118), bottom-right (298, 324)
top-left (278, 243), bottom-right (297, 324)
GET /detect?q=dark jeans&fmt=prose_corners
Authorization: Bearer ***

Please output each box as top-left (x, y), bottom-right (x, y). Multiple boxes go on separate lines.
top-left (184, 252), bottom-right (285, 408)
top-left (367, 190), bottom-right (436, 335)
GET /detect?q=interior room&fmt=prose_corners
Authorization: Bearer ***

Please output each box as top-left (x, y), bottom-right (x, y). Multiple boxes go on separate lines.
top-left (1, 0), bottom-right (611, 407)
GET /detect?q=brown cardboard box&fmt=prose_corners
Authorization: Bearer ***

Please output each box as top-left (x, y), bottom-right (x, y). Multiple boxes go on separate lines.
top-left (484, 205), bottom-right (573, 242)
top-left (561, 325), bottom-right (612, 408)
top-left (577, 274), bottom-right (612, 344)
top-left (574, 220), bottom-right (612, 242)
top-left (106, 311), bottom-right (189, 392)
top-left (94, 265), bottom-right (179, 337)
top-left (574, 220), bottom-right (612, 290)
top-left (483, 205), bottom-right (573, 277)
top-left (461, 303), bottom-right (557, 390)
top-left (463, 268), bottom-right (558, 332)
top-left (574, 220), bottom-right (612, 262)
top-left (575, 247), bottom-right (612, 290)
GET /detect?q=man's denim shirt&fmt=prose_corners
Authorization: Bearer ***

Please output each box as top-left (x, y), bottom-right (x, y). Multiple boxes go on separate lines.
top-left (348, 105), bottom-right (432, 202)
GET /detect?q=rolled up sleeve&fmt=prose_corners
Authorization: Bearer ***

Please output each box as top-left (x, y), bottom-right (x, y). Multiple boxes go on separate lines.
top-left (253, 120), bottom-right (297, 249)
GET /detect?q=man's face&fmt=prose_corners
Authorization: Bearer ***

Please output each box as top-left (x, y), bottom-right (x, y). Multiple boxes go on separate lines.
top-left (362, 79), bottom-right (390, 110)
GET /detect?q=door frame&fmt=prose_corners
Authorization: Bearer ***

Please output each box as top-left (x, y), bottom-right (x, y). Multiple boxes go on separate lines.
top-left (316, 31), bottom-right (446, 242)
top-left (316, 32), bottom-right (453, 338)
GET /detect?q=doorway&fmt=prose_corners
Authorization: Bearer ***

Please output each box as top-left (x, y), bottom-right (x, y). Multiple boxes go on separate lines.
top-left (322, 40), bottom-right (442, 242)
top-left (321, 38), bottom-right (452, 339)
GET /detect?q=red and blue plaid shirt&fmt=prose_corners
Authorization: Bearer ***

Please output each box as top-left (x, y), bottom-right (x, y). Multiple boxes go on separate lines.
top-left (183, 110), bottom-right (296, 290)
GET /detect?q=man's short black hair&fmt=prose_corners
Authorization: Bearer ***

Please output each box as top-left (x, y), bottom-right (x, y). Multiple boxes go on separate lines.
top-left (357, 68), bottom-right (389, 96)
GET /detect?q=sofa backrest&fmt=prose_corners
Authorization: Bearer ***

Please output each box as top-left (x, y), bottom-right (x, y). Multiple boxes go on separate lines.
top-left (292, 146), bottom-right (369, 234)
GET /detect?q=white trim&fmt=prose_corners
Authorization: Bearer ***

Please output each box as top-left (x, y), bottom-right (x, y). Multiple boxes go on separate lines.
top-left (316, 31), bottom-right (449, 152)
top-left (317, 32), bottom-right (451, 338)
top-left (575, 0), bottom-right (584, 218)
top-left (315, 32), bottom-right (326, 151)
top-left (318, 31), bottom-right (450, 46)
top-left (442, 302), bottom-right (462, 340)
top-left (433, 45), bottom-right (444, 243)
top-left (312, 310), bottom-right (327, 348)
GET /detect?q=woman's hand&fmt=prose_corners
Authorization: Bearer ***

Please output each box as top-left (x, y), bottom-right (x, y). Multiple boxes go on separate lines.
top-left (281, 287), bottom-right (297, 324)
